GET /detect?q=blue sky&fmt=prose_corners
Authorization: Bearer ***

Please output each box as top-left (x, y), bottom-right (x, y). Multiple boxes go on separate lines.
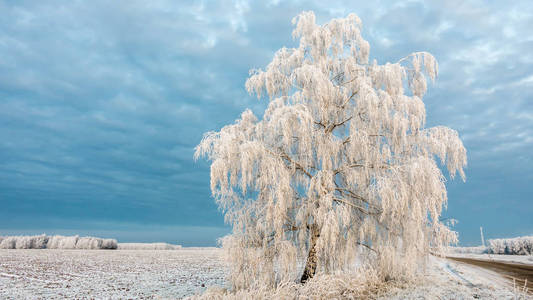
top-left (1, 0), bottom-right (531, 246)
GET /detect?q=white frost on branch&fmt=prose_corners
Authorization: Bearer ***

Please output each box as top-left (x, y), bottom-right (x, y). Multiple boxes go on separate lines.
top-left (195, 11), bottom-right (467, 290)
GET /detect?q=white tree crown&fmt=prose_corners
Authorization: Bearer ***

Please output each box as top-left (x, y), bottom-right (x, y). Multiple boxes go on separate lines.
top-left (195, 11), bottom-right (467, 289)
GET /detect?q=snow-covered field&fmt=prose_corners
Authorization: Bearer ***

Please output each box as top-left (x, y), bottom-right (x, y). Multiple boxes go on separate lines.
top-left (385, 256), bottom-right (529, 299)
top-left (447, 253), bottom-right (533, 265)
top-left (0, 248), bottom-right (227, 299)
top-left (447, 236), bottom-right (533, 256)
top-left (0, 248), bottom-right (530, 299)
top-left (117, 243), bottom-right (183, 250)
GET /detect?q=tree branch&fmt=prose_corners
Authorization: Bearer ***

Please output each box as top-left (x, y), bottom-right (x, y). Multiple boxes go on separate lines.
top-left (334, 164), bottom-right (364, 175)
top-left (357, 241), bottom-right (377, 253)
top-left (332, 197), bottom-right (381, 216)
top-left (342, 137), bottom-right (351, 145)
top-left (326, 116), bottom-right (353, 134)
top-left (334, 188), bottom-right (366, 203)
top-left (331, 71), bottom-right (345, 83)
top-left (263, 148), bottom-right (313, 179)
top-left (341, 90), bottom-right (358, 108)
top-left (338, 77), bottom-right (357, 86)
top-left (314, 121), bottom-right (326, 128)
top-left (279, 150), bottom-right (313, 178)
top-left (334, 187), bottom-right (383, 214)
top-left (334, 163), bottom-right (389, 175)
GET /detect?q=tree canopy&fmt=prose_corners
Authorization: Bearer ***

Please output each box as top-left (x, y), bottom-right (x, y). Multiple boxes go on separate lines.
top-left (195, 11), bottom-right (466, 290)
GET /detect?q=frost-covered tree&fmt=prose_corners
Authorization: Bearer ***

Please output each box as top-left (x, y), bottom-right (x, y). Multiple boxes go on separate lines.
top-left (195, 11), bottom-right (466, 289)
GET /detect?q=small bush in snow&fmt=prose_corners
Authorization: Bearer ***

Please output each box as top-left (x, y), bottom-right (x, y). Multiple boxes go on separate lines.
top-left (101, 239), bottom-right (118, 249)
top-left (75, 237), bottom-right (102, 249)
top-left (0, 236), bottom-right (17, 249)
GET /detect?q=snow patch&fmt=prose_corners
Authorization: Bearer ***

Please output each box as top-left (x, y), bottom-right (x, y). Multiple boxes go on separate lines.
top-left (117, 243), bottom-right (182, 250)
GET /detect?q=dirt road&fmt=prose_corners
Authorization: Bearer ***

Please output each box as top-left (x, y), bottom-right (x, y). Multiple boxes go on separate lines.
top-left (447, 256), bottom-right (533, 294)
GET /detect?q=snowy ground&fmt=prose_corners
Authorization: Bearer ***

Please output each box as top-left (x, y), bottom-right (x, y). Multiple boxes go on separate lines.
top-left (0, 248), bottom-right (227, 299)
top-left (447, 253), bottom-right (533, 265)
top-left (0, 249), bottom-right (530, 299)
top-left (383, 256), bottom-right (530, 299)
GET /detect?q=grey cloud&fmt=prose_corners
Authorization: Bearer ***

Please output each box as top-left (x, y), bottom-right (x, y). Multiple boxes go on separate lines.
top-left (0, 0), bottom-right (531, 245)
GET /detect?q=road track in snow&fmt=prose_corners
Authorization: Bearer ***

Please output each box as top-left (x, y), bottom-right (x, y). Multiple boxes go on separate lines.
top-left (447, 256), bottom-right (533, 294)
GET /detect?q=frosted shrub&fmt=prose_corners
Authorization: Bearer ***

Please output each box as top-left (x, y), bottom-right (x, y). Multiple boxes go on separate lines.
top-left (73, 237), bottom-right (118, 249)
top-left (15, 236), bottom-right (32, 249)
top-left (11, 234), bottom-right (49, 249)
top-left (196, 11), bottom-right (466, 290)
top-left (46, 235), bottom-right (64, 249)
top-left (62, 235), bottom-right (79, 249)
top-left (101, 239), bottom-right (118, 249)
top-left (0, 236), bottom-right (17, 249)
top-left (76, 237), bottom-right (102, 249)
top-left (30, 234), bottom-right (49, 249)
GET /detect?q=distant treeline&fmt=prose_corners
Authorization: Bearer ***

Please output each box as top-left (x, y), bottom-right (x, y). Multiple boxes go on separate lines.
top-left (0, 234), bottom-right (117, 249)
top-left (117, 243), bottom-right (182, 250)
top-left (448, 235), bottom-right (533, 255)
top-left (487, 236), bottom-right (533, 255)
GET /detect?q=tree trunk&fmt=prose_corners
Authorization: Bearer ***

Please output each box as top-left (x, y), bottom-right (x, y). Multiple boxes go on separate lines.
top-left (300, 224), bottom-right (320, 283)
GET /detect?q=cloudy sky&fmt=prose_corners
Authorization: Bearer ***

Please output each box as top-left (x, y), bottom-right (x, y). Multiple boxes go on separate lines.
top-left (1, 0), bottom-right (531, 246)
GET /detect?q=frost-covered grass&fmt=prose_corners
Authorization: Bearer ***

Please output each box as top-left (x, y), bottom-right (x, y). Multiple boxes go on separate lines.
top-left (0, 234), bottom-right (117, 249)
top-left (447, 246), bottom-right (488, 254)
top-left (0, 248), bottom-right (528, 299)
top-left (0, 248), bottom-right (226, 299)
top-left (192, 256), bottom-right (525, 299)
top-left (117, 242), bottom-right (182, 250)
